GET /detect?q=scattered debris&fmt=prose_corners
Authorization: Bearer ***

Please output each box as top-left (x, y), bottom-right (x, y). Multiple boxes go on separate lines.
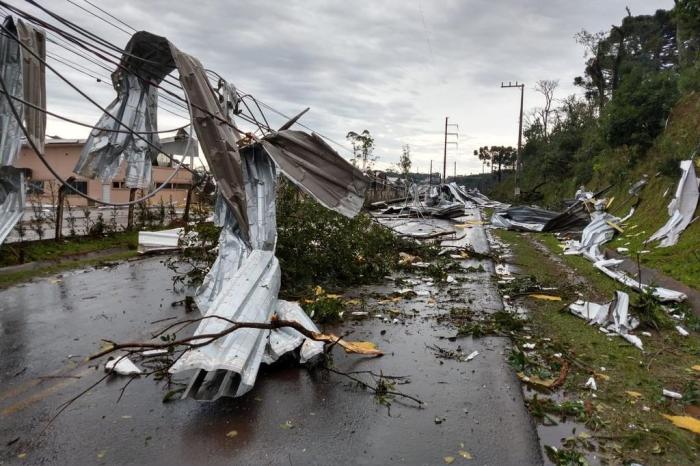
top-left (105, 356), bottom-right (142, 376)
top-left (647, 160), bottom-right (699, 247)
top-left (137, 228), bottom-right (184, 254)
top-left (569, 291), bottom-right (643, 350)
top-left (584, 377), bottom-right (597, 391)
top-left (662, 388), bottom-right (682, 399)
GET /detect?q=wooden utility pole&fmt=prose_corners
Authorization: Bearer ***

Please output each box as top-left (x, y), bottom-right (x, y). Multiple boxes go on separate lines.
top-left (429, 160), bottom-right (433, 186)
top-left (453, 161), bottom-right (456, 179)
top-left (501, 81), bottom-right (525, 196)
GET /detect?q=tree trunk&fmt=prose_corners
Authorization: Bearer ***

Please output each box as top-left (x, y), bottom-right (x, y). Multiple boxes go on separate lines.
top-left (127, 188), bottom-right (137, 230)
top-left (182, 186), bottom-right (194, 232)
top-left (54, 188), bottom-right (65, 242)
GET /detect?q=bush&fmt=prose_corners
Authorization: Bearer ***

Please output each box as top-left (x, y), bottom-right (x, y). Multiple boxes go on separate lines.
top-left (276, 180), bottom-right (408, 293)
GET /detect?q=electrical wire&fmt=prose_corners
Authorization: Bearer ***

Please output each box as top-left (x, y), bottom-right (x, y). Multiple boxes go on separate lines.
top-left (0, 68), bottom-right (193, 206)
top-left (30, 0), bottom-right (355, 155)
top-left (81, 0), bottom-right (136, 33)
top-left (0, 22), bottom-right (198, 178)
top-left (65, 0), bottom-right (131, 36)
top-left (0, 90), bottom-right (190, 134)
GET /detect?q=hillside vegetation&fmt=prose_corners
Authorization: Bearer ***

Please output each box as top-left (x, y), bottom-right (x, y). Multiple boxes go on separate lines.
top-left (486, 2), bottom-right (700, 290)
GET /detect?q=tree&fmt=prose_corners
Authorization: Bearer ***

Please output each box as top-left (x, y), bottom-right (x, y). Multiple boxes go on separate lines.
top-left (346, 130), bottom-right (376, 171)
top-left (474, 146), bottom-right (492, 174)
top-left (534, 80), bottom-right (559, 140)
top-left (476, 146), bottom-right (515, 181)
top-left (398, 144), bottom-right (411, 177)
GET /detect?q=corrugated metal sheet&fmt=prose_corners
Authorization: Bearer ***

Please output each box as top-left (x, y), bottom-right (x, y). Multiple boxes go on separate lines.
top-left (0, 18), bottom-right (44, 246)
top-left (74, 74), bottom-right (160, 189)
top-left (0, 167), bottom-right (25, 244)
top-left (647, 160), bottom-right (699, 247)
top-left (0, 17), bottom-right (24, 168)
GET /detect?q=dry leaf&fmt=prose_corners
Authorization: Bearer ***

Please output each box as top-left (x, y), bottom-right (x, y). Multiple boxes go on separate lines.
top-left (518, 372), bottom-right (557, 388)
top-left (691, 365), bottom-right (700, 372)
top-left (662, 414), bottom-right (700, 434)
top-left (226, 430), bottom-right (238, 438)
top-left (443, 456), bottom-right (455, 464)
top-left (458, 449), bottom-right (473, 459)
top-left (625, 391), bottom-right (642, 399)
top-left (314, 333), bottom-right (383, 355)
top-left (345, 299), bottom-right (361, 305)
top-left (528, 294), bottom-right (562, 301)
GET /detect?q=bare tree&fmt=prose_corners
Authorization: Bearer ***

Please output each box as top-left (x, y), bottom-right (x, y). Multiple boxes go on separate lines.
top-left (534, 79), bottom-right (559, 140)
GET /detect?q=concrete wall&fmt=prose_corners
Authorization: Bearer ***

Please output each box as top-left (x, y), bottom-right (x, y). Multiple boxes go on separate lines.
top-left (15, 141), bottom-right (193, 207)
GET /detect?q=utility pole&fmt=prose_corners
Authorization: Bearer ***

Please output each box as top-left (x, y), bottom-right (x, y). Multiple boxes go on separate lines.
top-left (442, 117), bottom-right (459, 183)
top-left (429, 160), bottom-right (433, 186)
top-left (500, 81), bottom-right (524, 196)
top-left (453, 161), bottom-right (456, 180)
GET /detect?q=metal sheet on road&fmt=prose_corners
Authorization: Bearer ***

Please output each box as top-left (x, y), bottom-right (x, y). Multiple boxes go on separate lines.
top-left (0, 237), bottom-right (540, 465)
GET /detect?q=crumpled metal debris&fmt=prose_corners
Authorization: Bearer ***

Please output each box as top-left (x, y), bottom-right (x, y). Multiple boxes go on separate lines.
top-left (74, 29), bottom-right (371, 400)
top-left (569, 291), bottom-right (644, 350)
top-left (491, 203), bottom-right (590, 233)
top-left (647, 160), bottom-right (699, 248)
top-left (0, 167), bottom-right (25, 244)
top-left (593, 258), bottom-right (686, 302)
top-left (0, 17), bottom-right (45, 245)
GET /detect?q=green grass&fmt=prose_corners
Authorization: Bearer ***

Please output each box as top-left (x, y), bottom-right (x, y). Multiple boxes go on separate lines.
top-left (0, 250), bottom-right (138, 288)
top-left (0, 231), bottom-right (141, 288)
top-left (0, 230), bottom-right (138, 267)
top-left (495, 228), bottom-right (700, 465)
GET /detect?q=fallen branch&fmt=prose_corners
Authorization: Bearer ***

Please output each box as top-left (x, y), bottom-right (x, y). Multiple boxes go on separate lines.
top-left (90, 317), bottom-right (382, 361)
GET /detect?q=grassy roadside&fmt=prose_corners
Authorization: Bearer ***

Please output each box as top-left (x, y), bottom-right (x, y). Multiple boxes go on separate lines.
top-left (0, 230), bottom-right (138, 267)
top-left (0, 231), bottom-right (140, 288)
top-left (0, 250), bottom-right (139, 288)
top-left (494, 229), bottom-right (700, 465)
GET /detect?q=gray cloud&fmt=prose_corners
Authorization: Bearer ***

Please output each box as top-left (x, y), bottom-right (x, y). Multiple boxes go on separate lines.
top-left (15, 0), bottom-right (673, 174)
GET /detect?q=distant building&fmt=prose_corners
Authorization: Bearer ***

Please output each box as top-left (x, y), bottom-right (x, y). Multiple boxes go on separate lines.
top-left (15, 135), bottom-right (196, 207)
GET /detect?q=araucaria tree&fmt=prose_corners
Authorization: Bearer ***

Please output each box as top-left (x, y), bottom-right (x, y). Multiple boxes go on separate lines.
top-left (346, 130), bottom-right (376, 170)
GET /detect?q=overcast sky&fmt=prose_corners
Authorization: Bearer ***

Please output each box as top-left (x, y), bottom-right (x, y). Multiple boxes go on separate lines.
top-left (12, 0), bottom-right (673, 174)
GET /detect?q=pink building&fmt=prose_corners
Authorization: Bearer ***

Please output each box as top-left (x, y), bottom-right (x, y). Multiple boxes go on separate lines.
top-left (15, 138), bottom-right (195, 207)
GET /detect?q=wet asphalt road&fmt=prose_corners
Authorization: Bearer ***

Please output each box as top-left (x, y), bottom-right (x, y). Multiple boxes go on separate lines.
top-left (0, 209), bottom-right (541, 465)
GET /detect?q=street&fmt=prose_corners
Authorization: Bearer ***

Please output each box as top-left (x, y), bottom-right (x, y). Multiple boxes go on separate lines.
top-left (0, 213), bottom-right (541, 465)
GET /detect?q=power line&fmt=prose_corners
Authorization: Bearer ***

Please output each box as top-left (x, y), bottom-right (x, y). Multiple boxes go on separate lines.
top-left (81, 0), bottom-right (136, 32)
top-left (65, 0), bottom-right (131, 35)
top-left (0, 66), bottom-right (192, 206)
top-left (57, 0), bottom-right (356, 156)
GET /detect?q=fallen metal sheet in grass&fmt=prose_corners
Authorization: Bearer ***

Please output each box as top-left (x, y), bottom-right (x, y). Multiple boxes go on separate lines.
top-left (569, 291), bottom-right (644, 350)
top-left (593, 259), bottom-right (687, 303)
top-left (647, 160), bottom-right (699, 248)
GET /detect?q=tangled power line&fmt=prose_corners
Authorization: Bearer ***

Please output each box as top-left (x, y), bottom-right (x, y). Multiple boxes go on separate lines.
top-left (0, 0), bottom-right (356, 208)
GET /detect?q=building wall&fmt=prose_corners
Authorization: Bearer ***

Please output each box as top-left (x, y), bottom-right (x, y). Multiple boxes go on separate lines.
top-left (16, 141), bottom-right (194, 207)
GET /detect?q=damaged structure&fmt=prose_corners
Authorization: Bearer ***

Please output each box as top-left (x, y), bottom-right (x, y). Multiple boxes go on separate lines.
top-left (0, 17), bottom-right (45, 244)
top-left (69, 32), bottom-right (368, 399)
